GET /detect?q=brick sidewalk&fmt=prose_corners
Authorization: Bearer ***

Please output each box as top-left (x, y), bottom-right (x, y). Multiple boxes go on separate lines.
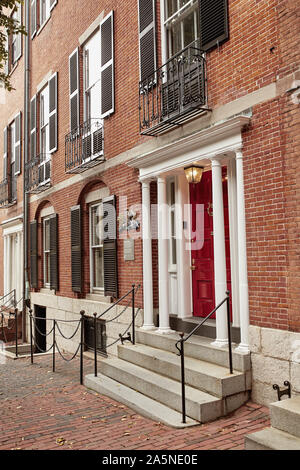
top-left (0, 354), bottom-right (270, 450)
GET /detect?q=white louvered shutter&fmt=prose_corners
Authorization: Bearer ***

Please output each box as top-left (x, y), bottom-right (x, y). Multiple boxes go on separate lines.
top-left (100, 11), bottom-right (114, 118)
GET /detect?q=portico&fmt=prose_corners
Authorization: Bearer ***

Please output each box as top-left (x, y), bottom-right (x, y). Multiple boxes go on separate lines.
top-left (128, 115), bottom-right (251, 353)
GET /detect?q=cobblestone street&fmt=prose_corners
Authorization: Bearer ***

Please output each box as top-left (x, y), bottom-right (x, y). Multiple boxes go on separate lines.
top-left (0, 354), bottom-right (270, 451)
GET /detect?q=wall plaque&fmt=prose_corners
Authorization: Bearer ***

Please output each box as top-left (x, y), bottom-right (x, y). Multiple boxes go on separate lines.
top-left (124, 239), bottom-right (135, 261)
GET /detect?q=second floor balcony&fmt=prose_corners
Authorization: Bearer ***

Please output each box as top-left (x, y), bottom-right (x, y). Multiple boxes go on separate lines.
top-left (0, 176), bottom-right (17, 208)
top-left (65, 119), bottom-right (104, 174)
top-left (139, 40), bottom-right (208, 136)
top-left (25, 154), bottom-right (51, 194)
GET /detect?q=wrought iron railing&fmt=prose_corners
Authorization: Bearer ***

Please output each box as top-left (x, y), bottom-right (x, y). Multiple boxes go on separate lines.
top-left (25, 153), bottom-right (51, 194)
top-left (175, 291), bottom-right (233, 424)
top-left (65, 118), bottom-right (104, 174)
top-left (0, 289), bottom-right (16, 308)
top-left (0, 176), bottom-right (17, 207)
top-left (139, 40), bottom-right (208, 136)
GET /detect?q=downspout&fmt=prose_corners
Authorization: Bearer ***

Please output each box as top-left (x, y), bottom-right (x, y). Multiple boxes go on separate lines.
top-left (22, 0), bottom-right (30, 341)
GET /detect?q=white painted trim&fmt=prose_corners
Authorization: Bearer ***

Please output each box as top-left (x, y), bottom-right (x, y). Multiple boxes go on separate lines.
top-left (85, 187), bottom-right (110, 204)
top-left (1, 214), bottom-right (23, 227)
top-left (40, 205), bottom-right (55, 218)
top-left (36, 70), bottom-right (53, 94)
top-left (3, 223), bottom-right (23, 236)
top-left (79, 11), bottom-right (105, 46)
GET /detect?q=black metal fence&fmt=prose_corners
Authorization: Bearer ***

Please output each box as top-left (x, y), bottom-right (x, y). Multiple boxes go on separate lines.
top-left (139, 40), bottom-right (208, 136)
top-left (0, 176), bottom-right (17, 207)
top-left (25, 153), bottom-right (51, 194)
top-left (28, 284), bottom-right (141, 384)
top-left (65, 118), bottom-right (104, 174)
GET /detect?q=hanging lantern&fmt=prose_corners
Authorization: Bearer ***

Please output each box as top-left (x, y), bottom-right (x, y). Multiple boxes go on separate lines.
top-left (184, 165), bottom-right (204, 184)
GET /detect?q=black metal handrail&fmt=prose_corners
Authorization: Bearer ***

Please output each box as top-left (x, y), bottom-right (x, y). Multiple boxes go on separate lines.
top-left (25, 153), bottom-right (51, 194)
top-left (0, 308), bottom-right (20, 357)
top-left (65, 118), bottom-right (104, 174)
top-left (139, 39), bottom-right (208, 136)
top-left (175, 291), bottom-right (233, 424)
top-left (0, 289), bottom-right (16, 308)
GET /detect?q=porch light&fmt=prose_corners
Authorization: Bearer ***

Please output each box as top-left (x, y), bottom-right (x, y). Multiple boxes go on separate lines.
top-left (184, 165), bottom-right (204, 184)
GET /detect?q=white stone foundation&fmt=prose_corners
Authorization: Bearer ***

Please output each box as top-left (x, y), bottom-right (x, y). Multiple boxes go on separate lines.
top-left (249, 325), bottom-right (300, 405)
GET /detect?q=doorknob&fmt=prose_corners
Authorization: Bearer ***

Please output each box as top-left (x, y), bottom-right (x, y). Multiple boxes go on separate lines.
top-left (190, 259), bottom-right (196, 271)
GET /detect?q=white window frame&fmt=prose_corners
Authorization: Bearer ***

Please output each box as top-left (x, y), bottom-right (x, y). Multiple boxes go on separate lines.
top-left (163, 0), bottom-right (199, 59)
top-left (89, 201), bottom-right (104, 293)
top-left (39, 85), bottom-right (51, 186)
top-left (43, 216), bottom-right (51, 288)
top-left (40, 0), bottom-right (50, 28)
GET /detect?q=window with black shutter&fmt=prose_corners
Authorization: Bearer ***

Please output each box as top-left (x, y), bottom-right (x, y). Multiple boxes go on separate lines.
top-left (49, 214), bottom-right (58, 291)
top-left (71, 205), bottom-right (82, 293)
top-left (30, 96), bottom-right (37, 160)
top-left (48, 72), bottom-right (58, 153)
top-left (3, 127), bottom-right (8, 180)
top-left (103, 195), bottom-right (118, 298)
top-left (100, 11), bottom-right (114, 118)
top-left (138, 0), bottom-right (156, 81)
top-left (69, 48), bottom-right (80, 133)
top-left (199, 0), bottom-right (229, 51)
top-left (31, 0), bottom-right (37, 38)
top-left (30, 220), bottom-right (38, 289)
top-left (14, 112), bottom-right (22, 175)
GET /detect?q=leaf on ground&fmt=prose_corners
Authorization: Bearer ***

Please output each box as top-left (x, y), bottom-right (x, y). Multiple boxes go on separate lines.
top-left (56, 437), bottom-right (66, 446)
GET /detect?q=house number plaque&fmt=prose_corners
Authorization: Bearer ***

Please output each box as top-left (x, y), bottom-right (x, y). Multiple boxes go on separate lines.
top-left (124, 239), bottom-right (135, 261)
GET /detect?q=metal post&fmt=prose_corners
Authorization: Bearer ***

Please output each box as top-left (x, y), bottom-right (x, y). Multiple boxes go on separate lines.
top-left (93, 313), bottom-right (97, 377)
top-left (226, 291), bottom-right (233, 375)
top-left (29, 310), bottom-right (33, 364)
top-left (52, 320), bottom-right (56, 373)
top-left (80, 311), bottom-right (85, 385)
top-left (132, 284), bottom-right (135, 345)
top-left (179, 333), bottom-right (186, 424)
top-left (15, 308), bottom-right (18, 358)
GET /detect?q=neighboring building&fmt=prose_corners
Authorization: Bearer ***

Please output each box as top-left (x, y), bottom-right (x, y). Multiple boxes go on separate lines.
top-left (0, 0), bottom-right (300, 413)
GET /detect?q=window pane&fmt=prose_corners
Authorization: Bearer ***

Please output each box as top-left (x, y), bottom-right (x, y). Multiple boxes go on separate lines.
top-left (45, 252), bottom-right (50, 285)
top-left (166, 0), bottom-right (178, 18)
top-left (183, 11), bottom-right (195, 47)
top-left (179, 0), bottom-right (190, 8)
top-left (44, 219), bottom-right (50, 251)
top-left (91, 204), bottom-right (103, 246)
top-left (170, 22), bottom-right (182, 55)
top-left (93, 247), bottom-right (104, 288)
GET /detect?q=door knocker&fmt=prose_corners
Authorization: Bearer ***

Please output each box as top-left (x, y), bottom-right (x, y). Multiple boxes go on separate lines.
top-left (207, 202), bottom-right (213, 217)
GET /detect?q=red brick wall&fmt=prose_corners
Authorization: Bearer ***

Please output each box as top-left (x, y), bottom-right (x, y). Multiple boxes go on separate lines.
top-left (0, 0), bottom-right (299, 331)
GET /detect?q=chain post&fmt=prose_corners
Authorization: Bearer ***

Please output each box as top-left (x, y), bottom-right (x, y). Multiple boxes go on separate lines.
top-left (93, 313), bottom-right (98, 377)
top-left (52, 320), bottom-right (56, 373)
top-left (29, 310), bottom-right (33, 364)
top-left (15, 308), bottom-right (18, 358)
top-left (132, 284), bottom-right (135, 345)
top-left (80, 311), bottom-right (85, 385)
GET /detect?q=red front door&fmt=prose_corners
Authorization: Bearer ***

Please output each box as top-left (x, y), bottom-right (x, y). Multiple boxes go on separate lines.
top-left (190, 169), bottom-right (231, 318)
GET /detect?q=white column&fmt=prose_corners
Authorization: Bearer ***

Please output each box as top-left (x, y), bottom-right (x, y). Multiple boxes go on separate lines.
top-left (6, 234), bottom-right (12, 295)
top-left (176, 173), bottom-right (193, 318)
top-left (211, 159), bottom-right (228, 347)
top-left (157, 176), bottom-right (172, 334)
top-left (235, 150), bottom-right (250, 353)
top-left (227, 159), bottom-right (240, 327)
top-left (3, 236), bottom-right (8, 296)
top-left (141, 181), bottom-right (155, 330)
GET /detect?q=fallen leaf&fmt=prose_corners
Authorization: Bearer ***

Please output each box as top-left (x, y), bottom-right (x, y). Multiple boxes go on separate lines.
top-left (56, 438), bottom-right (65, 446)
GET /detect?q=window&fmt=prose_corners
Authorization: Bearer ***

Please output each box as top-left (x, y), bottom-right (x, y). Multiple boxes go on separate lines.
top-left (40, 0), bottom-right (49, 26)
top-left (5, 5), bottom-right (22, 72)
top-left (43, 217), bottom-right (51, 287)
top-left (39, 86), bottom-right (51, 185)
top-left (164, 0), bottom-right (199, 58)
top-left (90, 203), bottom-right (104, 291)
top-left (83, 30), bottom-right (101, 122)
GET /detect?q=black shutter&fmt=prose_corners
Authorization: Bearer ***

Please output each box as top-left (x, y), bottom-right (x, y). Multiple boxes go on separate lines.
top-left (71, 205), bottom-right (82, 293)
top-left (138, 0), bottom-right (156, 82)
top-left (15, 112), bottom-right (22, 175)
top-left (199, 0), bottom-right (229, 52)
top-left (49, 214), bottom-right (58, 291)
top-left (30, 220), bottom-right (38, 289)
top-left (69, 48), bottom-right (79, 132)
top-left (30, 96), bottom-right (37, 160)
top-left (103, 195), bottom-right (118, 298)
top-left (48, 73), bottom-right (58, 153)
top-left (100, 11), bottom-right (114, 118)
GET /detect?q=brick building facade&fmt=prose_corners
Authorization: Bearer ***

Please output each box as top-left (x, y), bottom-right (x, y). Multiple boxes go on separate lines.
top-left (0, 0), bottom-right (300, 406)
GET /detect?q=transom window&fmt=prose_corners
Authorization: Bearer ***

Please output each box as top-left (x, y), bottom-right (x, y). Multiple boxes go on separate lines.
top-left (164, 0), bottom-right (199, 58)
top-left (90, 202), bottom-right (104, 291)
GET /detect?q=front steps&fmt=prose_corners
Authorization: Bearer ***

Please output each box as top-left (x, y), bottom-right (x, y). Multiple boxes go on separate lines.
top-left (245, 396), bottom-right (300, 450)
top-left (85, 328), bottom-right (251, 428)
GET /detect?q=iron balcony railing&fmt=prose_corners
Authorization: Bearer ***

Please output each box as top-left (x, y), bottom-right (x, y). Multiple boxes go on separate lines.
top-left (25, 153), bottom-right (51, 194)
top-left (139, 40), bottom-right (208, 136)
top-left (65, 118), bottom-right (104, 174)
top-left (0, 175), bottom-right (17, 208)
